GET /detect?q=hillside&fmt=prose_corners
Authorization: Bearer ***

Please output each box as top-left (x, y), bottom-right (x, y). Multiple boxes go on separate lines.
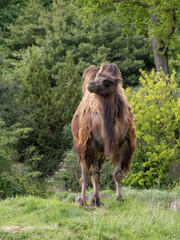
top-left (0, 187), bottom-right (179, 240)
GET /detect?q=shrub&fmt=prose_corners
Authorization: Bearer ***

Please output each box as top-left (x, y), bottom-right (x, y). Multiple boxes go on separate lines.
top-left (0, 165), bottom-right (48, 199)
top-left (124, 70), bottom-right (180, 188)
top-left (55, 192), bottom-right (69, 201)
top-left (101, 161), bottom-right (115, 190)
top-left (58, 149), bottom-right (81, 192)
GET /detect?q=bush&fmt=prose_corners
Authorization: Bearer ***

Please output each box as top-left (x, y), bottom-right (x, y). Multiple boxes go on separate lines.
top-left (55, 192), bottom-right (69, 201)
top-left (58, 149), bottom-right (81, 192)
top-left (0, 165), bottom-right (48, 199)
top-left (101, 161), bottom-right (115, 190)
top-left (0, 117), bottom-right (41, 199)
top-left (124, 70), bottom-right (180, 188)
top-left (0, 171), bottom-right (24, 198)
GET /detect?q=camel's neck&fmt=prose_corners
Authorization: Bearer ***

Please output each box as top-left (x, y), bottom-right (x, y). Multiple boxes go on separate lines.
top-left (98, 93), bottom-right (125, 157)
top-left (99, 96), bottom-right (116, 157)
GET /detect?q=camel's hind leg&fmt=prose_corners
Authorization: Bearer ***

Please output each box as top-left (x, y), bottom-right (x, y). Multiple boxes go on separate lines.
top-left (91, 161), bottom-right (103, 207)
top-left (113, 167), bottom-right (124, 201)
top-left (113, 137), bottom-right (135, 201)
top-left (113, 139), bottom-right (131, 201)
top-left (113, 149), bottom-right (124, 201)
top-left (79, 162), bottom-right (88, 206)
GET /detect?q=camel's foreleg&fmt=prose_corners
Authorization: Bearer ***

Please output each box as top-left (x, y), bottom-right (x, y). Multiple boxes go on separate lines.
top-left (79, 162), bottom-right (88, 206)
top-left (91, 161), bottom-right (103, 207)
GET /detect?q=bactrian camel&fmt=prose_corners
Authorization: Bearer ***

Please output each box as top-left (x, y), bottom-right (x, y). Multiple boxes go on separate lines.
top-left (71, 63), bottom-right (136, 206)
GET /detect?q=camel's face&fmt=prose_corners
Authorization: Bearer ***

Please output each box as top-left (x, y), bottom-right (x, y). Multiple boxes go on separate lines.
top-left (87, 76), bottom-right (119, 98)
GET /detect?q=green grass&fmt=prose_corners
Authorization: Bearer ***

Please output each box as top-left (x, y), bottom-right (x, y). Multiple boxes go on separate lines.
top-left (0, 187), bottom-right (179, 240)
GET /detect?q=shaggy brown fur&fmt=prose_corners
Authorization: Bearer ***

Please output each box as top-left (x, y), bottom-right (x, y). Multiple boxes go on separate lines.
top-left (71, 63), bottom-right (136, 206)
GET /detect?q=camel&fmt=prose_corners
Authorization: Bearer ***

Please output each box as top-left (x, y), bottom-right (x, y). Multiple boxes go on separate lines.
top-left (71, 63), bottom-right (136, 206)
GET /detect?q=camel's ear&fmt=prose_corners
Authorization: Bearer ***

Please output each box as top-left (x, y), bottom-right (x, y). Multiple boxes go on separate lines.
top-left (115, 78), bottom-right (123, 85)
top-left (82, 65), bottom-right (98, 80)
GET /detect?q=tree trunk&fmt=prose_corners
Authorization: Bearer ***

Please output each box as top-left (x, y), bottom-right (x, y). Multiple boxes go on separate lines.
top-left (152, 38), bottom-right (169, 75)
top-left (150, 12), bottom-right (169, 75)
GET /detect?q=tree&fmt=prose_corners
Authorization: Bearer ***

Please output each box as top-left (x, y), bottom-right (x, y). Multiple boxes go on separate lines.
top-left (38, 0), bottom-right (153, 86)
top-left (38, 0), bottom-right (89, 84)
top-left (0, 0), bottom-right (28, 44)
top-left (73, 0), bottom-right (180, 75)
top-left (0, 79), bottom-right (31, 198)
top-left (19, 53), bottom-right (55, 175)
top-left (0, 81), bottom-right (20, 126)
top-left (53, 51), bottom-right (82, 126)
top-left (3, 0), bottom-right (154, 87)
top-left (18, 51), bottom-right (81, 176)
top-left (169, 28), bottom-right (180, 83)
top-left (86, 16), bottom-right (154, 86)
top-left (6, 0), bottom-right (45, 50)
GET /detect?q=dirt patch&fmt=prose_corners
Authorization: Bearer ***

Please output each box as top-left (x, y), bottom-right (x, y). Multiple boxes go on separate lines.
top-left (0, 225), bottom-right (34, 233)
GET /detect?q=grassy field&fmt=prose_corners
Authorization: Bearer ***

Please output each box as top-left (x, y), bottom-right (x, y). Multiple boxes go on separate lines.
top-left (0, 187), bottom-right (179, 240)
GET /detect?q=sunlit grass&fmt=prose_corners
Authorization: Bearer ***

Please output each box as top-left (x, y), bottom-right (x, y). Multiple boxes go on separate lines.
top-left (0, 187), bottom-right (179, 240)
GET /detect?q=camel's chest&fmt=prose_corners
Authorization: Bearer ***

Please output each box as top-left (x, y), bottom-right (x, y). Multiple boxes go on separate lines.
top-left (90, 112), bottom-right (126, 150)
top-left (91, 113), bottom-right (103, 147)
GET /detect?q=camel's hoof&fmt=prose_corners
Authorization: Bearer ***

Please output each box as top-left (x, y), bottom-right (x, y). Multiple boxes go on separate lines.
top-left (79, 198), bottom-right (88, 207)
top-left (91, 197), bottom-right (103, 207)
top-left (116, 195), bottom-right (124, 202)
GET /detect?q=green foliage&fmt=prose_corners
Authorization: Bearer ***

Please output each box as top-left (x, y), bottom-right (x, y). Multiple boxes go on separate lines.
top-left (13, 0), bottom-right (151, 86)
top-left (125, 70), bottom-right (180, 188)
top-left (19, 53), bottom-right (57, 175)
top-left (18, 51), bottom-right (81, 176)
top-left (6, 0), bottom-right (45, 50)
top-left (0, 118), bottom-right (34, 198)
top-left (20, 52), bottom-right (51, 141)
top-left (0, 171), bottom-right (24, 199)
top-left (55, 192), bottom-right (77, 203)
top-left (0, 167), bottom-right (48, 199)
top-left (73, 0), bottom-right (180, 74)
top-left (0, 120), bottom-right (30, 168)
top-left (74, 0), bottom-right (179, 34)
top-left (0, 81), bottom-right (21, 126)
top-left (59, 149), bottom-right (81, 192)
top-left (169, 29), bottom-right (180, 82)
top-left (53, 51), bottom-right (82, 125)
top-left (101, 161), bottom-right (115, 190)
top-left (21, 52), bottom-right (51, 124)
top-left (2, 0), bottom-right (154, 86)
top-left (60, 123), bottom-right (73, 151)
top-left (79, 17), bottom-right (154, 86)
top-left (74, 0), bottom-right (180, 42)
top-left (0, 80), bottom-right (32, 197)
top-left (0, 70), bottom-right (43, 198)
top-left (0, 0), bottom-right (27, 44)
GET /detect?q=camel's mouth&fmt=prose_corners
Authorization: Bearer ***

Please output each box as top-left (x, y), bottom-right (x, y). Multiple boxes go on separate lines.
top-left (87, 82), bottom-right (99, 93)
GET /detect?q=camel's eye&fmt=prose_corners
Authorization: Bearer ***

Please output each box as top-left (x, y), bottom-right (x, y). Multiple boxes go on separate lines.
top-left (103, 79), bottom-right (112, 88)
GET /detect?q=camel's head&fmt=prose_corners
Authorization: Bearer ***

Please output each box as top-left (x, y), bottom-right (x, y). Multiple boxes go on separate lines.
top-left (87, 63), bottom-right (122, 98)
top-left (87, 76), bottom-right (121, 98)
